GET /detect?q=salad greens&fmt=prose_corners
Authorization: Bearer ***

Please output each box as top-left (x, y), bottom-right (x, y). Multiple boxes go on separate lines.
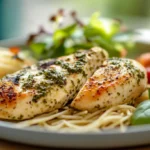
top-left (131, 100), bottom-right (150, 125)
top-left (27, 10), bottom-right (132, 60)
top-left (131, 87), bottom-right (150, 125)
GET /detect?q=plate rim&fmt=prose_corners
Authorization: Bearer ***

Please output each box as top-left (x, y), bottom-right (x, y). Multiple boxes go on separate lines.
top-left (1, 120), bottom-right (150, 135)
top-left (0, 120), bottom-right (150, 148)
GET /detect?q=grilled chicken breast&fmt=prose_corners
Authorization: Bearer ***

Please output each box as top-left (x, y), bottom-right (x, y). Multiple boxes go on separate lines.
top-left (0, 47), bottom-right (108, 120)
top-left (71, 58), bottom-right (147, 111)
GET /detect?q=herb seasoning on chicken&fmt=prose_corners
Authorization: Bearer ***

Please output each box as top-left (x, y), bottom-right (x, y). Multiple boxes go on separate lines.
top-left (71, 58), bottom-right (147, 111)
top-left (0, 47), bottom-right (108, 120)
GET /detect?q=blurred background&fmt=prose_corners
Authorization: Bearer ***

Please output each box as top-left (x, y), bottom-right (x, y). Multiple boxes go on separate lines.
top-left (0, 0), bottom-right (150, 40)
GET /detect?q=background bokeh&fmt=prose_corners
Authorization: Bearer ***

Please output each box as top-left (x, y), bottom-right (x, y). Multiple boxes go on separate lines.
top-left (0, 0), bottom-right (150, 40)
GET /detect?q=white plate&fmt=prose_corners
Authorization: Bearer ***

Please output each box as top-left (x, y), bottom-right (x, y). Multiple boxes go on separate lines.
top-left (0, 121), bottom-right (150, 148)
top-left (0, 37), bottom-right (150, 148)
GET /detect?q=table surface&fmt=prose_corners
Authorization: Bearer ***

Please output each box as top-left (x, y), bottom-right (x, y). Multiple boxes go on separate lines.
top-left (0, 140), bottom-right (150, 150)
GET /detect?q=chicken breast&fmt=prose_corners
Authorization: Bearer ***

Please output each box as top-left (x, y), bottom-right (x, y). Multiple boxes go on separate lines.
top-left (0, 47), bottom-right (108, 120)
top-left (71, 58), bottom-right (147, 111)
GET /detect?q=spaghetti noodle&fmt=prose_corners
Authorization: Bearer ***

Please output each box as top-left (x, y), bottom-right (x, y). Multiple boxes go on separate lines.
top-left (16, 105), bottom-right (135, 132)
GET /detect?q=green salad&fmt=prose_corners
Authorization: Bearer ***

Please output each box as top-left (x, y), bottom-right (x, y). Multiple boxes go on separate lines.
top-left (26, 10), bottom-right (134, 60)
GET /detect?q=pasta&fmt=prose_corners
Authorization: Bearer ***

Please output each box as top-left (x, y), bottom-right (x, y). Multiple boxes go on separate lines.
top-left (16, 105), bottom-right (135, 132)
top-left (0, 47), bottom-right (34, 78)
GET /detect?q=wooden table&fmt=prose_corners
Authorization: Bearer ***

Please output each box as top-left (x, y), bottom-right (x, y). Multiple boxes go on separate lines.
top-left (0, 140), bottom-right (150, 150)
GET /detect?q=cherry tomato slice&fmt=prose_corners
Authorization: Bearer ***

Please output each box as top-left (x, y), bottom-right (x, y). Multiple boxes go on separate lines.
top-left (9, 47), bottom-right (20, 55)
top-left (146, 67), bottom-right (150, 84)
top-left (137, 53), bottom-right (150, 67)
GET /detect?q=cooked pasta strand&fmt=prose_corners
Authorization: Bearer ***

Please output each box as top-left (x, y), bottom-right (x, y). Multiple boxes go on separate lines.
top-left (16, 104), bottom-right (135, 132)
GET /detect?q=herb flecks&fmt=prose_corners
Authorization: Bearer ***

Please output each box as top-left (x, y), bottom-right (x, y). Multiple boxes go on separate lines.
top-left (43, 70), bottom-right (66, 86)
top-left (55, 52), bottom-right (86, 75)
top-left (22, 75), bottom-right (34, 89)
top-left (21, 69), bottom-right (66, 102)
top-left (21, 51), bottom-right (87, 102)
top-left (109, 58), bottom-right (145, 84)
